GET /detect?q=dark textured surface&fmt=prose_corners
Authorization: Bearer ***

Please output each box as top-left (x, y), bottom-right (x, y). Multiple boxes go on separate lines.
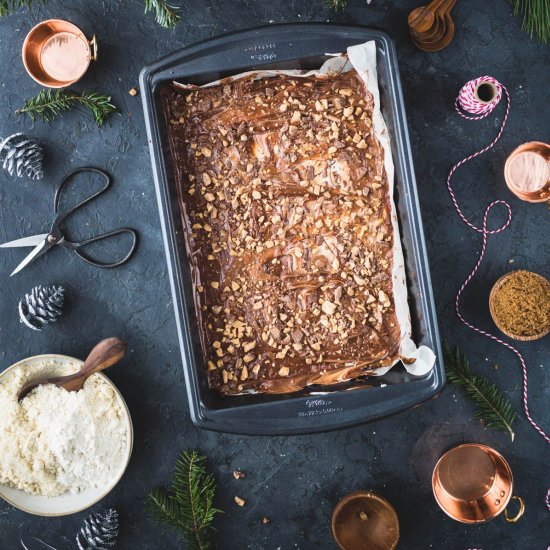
top-left (0, 1), bottom-right (548, 549)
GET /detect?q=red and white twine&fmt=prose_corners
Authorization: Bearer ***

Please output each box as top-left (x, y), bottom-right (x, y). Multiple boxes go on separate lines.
top-left (446, 76), bottom-right (550, 445)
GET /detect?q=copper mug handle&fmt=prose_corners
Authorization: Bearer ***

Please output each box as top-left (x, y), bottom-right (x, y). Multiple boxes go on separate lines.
top-left (89, 35), bottom-right (98, 61)
top-left (504, 496), bottom-right (525, 523)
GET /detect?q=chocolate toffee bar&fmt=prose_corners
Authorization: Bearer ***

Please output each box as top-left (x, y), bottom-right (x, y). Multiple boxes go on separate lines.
top-left (162, 67), bottom-right (407, 394)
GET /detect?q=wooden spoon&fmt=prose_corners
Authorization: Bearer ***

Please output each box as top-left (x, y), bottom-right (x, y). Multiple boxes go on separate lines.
top-left (412, 11), bottom-right (456, 51)
top-left (409, 0), bottom-right (457, 49)
top-left (408, 0), bottom-right (445, 34)
top-left (18, 337), bottom-right (127, 401)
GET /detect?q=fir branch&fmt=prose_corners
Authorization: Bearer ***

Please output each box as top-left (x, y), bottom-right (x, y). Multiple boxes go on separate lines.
top-left (144, 0), bottom-right (181, 28)
top-left (0, 0), bottom-right (46, 17)
top-left (444, 344), bottom-right (516, 442)
top-left (513, 0), bottom-right (550, 43)
top-left (16, 89), bottom-right (118, 127)
top-left (146, 450), bottom-right (222, 550)
top-left (325, 0), bottom-right (348, 11)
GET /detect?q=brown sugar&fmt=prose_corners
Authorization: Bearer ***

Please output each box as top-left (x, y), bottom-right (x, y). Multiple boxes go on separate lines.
top-left (491, 270), bottom-right (550, 339)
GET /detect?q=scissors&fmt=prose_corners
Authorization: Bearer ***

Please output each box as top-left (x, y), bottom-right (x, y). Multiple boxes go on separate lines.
top-left (1, 167), bottom-right (138, 276)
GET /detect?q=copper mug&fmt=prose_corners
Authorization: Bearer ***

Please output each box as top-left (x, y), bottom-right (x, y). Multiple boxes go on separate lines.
top-left (432, 443), bottom-right (524, 524)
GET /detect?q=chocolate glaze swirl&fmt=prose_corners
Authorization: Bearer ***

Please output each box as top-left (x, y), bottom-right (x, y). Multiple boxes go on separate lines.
top-left (162, 69), bottom-right (402, 395)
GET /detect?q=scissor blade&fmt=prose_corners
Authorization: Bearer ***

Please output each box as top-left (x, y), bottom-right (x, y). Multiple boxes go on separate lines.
top-left (10, 239), bottom-right (50, 277)
top-left (0, 234), bottom-right (49, 248)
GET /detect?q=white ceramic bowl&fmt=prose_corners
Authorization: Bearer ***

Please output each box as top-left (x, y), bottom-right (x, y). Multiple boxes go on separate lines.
top-left (0, 354), bottom-right (133, 516)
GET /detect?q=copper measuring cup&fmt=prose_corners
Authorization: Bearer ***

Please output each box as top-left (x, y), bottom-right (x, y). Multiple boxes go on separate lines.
top-left (331, 491), bottom-right (399, 550)
top-left (504, 141), bottom-right (550, 203)
top-left (22, 19), bottom-right (97, 88)
top-left (432, 443), bottom-right (524, 524)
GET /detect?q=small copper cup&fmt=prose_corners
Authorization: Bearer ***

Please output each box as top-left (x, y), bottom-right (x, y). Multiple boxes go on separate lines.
top-left (331, 491), bottom-right (399, 550)
top-left (504, 141), bottom-right (550, 203)
top-left (432, 443), bottom-right (524, 524)
top-left (22, 19), bottom-right (97, 88)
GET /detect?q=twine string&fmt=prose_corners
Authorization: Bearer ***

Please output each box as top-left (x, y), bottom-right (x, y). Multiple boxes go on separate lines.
top-left (446, 75), bottom-right (550, 445)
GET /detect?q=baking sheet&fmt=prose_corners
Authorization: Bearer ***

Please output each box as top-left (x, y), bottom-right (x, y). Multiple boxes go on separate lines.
top-left (173, 39), bottom-right (435, 378)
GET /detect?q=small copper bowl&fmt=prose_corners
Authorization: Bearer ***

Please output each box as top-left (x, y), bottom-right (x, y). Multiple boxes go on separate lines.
top-left (504, 141), bottom-right (550, 203)
top-left (432, 444), bottom-right (524, 524)
top-left (331, 491), bottom-right (399, 550)
top-left (489, 270), bottom-right (550, 341)
top-left (22, 19), bottom-right (97, 88)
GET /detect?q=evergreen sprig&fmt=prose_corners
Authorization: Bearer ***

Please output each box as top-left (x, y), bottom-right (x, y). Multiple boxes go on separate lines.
top-left (325, 0), bottom-right (348, 10)
top-left (16, 90), bottom-right (118, 127)
top-left (513, 0), bottom-right (550, 43)
top-left (444, 344), bottom-right (516, 442)
top-left (146, 450), bottom-right (222, 550)
top-left (0, 0), bottom-right (45, 17)
top-left (144, 0), bottom-right (181, 28)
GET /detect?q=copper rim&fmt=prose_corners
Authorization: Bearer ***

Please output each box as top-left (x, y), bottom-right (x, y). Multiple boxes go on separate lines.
top-left (432, 444), bottom-right (514, 524)
top-left (22, 18), bottom-right (92, 88)
top-left (504, 141), bottom-right (550, 203)
top-left (331, 491), bottom-right (399, 550)
top-left (489, 270), bottom-right (550, 341)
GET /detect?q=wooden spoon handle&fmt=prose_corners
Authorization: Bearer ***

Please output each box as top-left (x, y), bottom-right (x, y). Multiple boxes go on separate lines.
top-left (57, 337), bottom-right (127, 392)
top-left (441, 0), bottom-right (457, 14)
top-left (427, 0), bottom-right (449, 13)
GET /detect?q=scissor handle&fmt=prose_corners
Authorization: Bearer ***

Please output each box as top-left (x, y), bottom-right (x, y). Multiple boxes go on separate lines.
top-left (62, 228), bottom-right (138, 268)
top-left (53, 167), bottom-right (111, 229)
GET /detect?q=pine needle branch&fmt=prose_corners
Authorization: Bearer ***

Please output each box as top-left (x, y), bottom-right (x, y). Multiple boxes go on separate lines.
top-left (444, 344), bottom-right (516, 442)
top-left (325, 0), bottom-right (348, 11)
top-left (146, 450), bottom-right (222, 550)
top-left (144, 0), bottom-right (181, 28)
top-left (513, 0), bottom-right (550, 43)
top-left (0, 0), bottom-right (46, 17)
top-left (16, 89), bottom-right (118, 127)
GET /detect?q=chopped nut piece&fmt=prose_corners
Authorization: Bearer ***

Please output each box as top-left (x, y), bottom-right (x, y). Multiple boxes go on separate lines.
top-left (261, 517), bottom-right (271, 524)
top-left (233, 470), bottom-right (246, 480)
top-left (321, 300), bottom-right (336, 316)
top-left (129, 87), bottom-right (138, 96)
top-left (243, 341), bottom-right (256, 352)
top-left (234, 496), bottom-right (246, 507)
top-left (278, 366), bottom-right (290, 376)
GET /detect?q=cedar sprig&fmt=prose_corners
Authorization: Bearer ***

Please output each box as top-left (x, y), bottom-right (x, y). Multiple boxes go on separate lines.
top-left (16, 90), bottom-right (118, 127)
top-left (146, 450), bottom-right (222, 550)
top-left (444, 344), bottom-right (516, 442)
top-left (0, 0), bottom-right (46, 16)
top-left (144, 0), bottom-right (181, 28)
top-left (513, 0), bottom-right (550, 43)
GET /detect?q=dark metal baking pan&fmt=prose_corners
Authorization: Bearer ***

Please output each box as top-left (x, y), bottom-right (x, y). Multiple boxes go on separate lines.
top-left (140, 23), bottom-right (444, 435)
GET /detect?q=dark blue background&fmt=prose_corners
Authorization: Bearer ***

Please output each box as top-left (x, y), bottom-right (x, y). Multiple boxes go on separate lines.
top-left (0, 1), bottom-right (548, 548)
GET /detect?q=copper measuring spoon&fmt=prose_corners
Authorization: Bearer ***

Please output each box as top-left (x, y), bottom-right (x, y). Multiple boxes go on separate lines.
top-left (18, 337), bottom-right (127, 401)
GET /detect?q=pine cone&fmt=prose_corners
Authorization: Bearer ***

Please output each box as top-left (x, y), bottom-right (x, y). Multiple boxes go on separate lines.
top-left (19, 285), bottom-right (65, 331)
top-left (0, 133), bottom-right (44, 180)
top-left (76, 509), bottom-right (119, 550)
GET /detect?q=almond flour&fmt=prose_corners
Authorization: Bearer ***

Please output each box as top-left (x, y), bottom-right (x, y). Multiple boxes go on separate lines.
top-left (0, 360), bottom-right (128, 497)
